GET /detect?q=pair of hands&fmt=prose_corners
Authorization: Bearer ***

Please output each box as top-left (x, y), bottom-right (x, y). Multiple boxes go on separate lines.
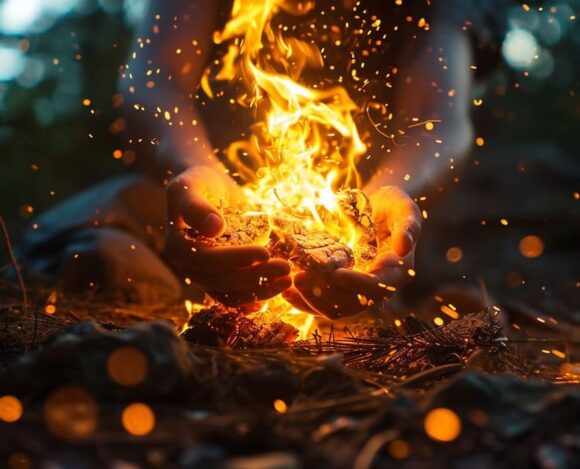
top-left (166, 166), bottom-right (422, 319)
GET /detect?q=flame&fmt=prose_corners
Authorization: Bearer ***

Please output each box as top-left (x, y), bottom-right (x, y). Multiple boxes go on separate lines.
top-left (247, 296), bottom-right (316, 341)
top-left (207, 0), bottom-right (369, 337)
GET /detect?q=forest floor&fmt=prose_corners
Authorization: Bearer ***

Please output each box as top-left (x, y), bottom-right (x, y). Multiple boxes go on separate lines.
top-left (0, 280), bottom-right (579, 468)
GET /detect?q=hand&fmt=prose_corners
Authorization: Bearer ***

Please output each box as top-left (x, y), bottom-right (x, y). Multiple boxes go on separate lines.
top-left (165, 166), bottom-right (291, 307)
top-left (284, 186), bottom-right (421, 318)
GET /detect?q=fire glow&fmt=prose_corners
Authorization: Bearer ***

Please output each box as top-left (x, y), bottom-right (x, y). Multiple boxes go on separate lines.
top-left (192, 0), bottom-right (381, 338)
top-left (211, 0), bottom-right (367, 236)
top-left (184, 1), bottom-right (372, 335)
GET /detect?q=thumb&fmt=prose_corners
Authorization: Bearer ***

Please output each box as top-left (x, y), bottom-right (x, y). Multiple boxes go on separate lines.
top-left (371, 186), bottom-right (421, 257)
top-left (167, 174), bottom-right (226, 238)
top-left (392, 214), bottom-right (421, 257)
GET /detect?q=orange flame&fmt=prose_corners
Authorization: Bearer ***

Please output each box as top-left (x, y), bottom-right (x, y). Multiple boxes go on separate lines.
top-left (207, 0), bottom-right (369, 337)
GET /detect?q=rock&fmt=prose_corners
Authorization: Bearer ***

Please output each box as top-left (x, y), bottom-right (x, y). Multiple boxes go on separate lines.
top-left (0, 321), bottom-right (195, 402)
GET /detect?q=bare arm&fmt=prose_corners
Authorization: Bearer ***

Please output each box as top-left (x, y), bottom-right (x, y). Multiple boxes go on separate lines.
top-left (119, 0), bottom-right (223, 181)
top-left (364, 20), bottom-right (474, 199)
top-left (291, 19), bottom-right (475, 318)
top-left (119, 0), bottom-right (292, 306)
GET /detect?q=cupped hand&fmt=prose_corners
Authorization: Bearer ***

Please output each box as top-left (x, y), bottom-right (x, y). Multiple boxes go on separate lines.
top-left (284, 186), bottom-right (422, 319)
top-left (165, 166), bottom-right (291, 306)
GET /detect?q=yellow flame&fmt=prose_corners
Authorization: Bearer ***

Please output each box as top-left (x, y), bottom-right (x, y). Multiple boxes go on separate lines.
top-left (208, 0), bottom-right (369, 337)
top-left (247, 296), bottom-right (316, 341)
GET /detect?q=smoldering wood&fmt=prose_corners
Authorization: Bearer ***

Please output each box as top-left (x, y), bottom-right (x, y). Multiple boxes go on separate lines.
top-left (182, 304), bottom-right (298, 348)
top-left (184, 208), bottom-right (270, 247)
top-left (183, 189), bottom-right (379, 273)
top-left (270, 231), bottom-right (355, 273)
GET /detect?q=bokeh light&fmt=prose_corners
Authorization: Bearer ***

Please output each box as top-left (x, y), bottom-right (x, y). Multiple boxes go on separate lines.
top-left (0, 395), bottom-right (23, 423)
top-left (424, 408), bottom-right (462, 442)
top-left (0, 0), bottom-right (43, 35)
top-left (0, 0), bottom-right (80, 35)
top-left (107, 346), bottom-right (148, 387)
top-left (537, 14), bottom-right (563, 45)
top-left (122, 403), bottom-right (155, 436)
top-left (519, 235), bottom-right (544, 258)
top-left (530, 46), bottom-right (556, 79)
top-left (16, 57), bottom-right (45, 88)
top-left (445, 247), bottom-right (463, 263)
top-left (503, 28), bottom-right (539, 69)
top-left (0, 47), bottom-right (26, 82)
top-left (388, 439), bottom-right (411, 460)
top-left (273, 399), bottom-right (288, 414)
top-left (7, 453), bottom-right (32, 469)
top-left (123, 0), bottom-right (149, 24)
top-left (44, 386), bottom-right (98, 440)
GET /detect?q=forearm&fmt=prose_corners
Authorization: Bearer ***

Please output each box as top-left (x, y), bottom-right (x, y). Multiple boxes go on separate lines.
top-left (364, 22), bottom-right (474, 198)
top-left (119, 0), bottom-right (224, 182)
top-left (120, 81), bottom-right (220, 180)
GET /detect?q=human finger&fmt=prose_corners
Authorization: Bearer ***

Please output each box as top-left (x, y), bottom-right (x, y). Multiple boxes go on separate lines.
top-left (167, 176), bottom-right (226, 238)
top-left (167, 230), bottom-right (270, 273)
top-left (208, 276), bottom-right (292, 307)
top-left (294, 272), bottom-right (366, 319)
top-left (194, 259), bottom-right (291, 293)
top-left (330, 269), bottom-right (395, 301)
top-left (281, 287), bottom-right (319, 315)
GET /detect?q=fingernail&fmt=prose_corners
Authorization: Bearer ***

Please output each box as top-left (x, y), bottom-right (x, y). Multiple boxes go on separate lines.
top-left (200, 213), bottom-right (224, 237)
top-left (256, 249), bottom-right (271, 261)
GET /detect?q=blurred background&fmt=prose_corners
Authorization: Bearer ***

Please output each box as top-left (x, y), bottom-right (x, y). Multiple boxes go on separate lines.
top-left (0, 0), bottom-right (148, 231)
top-left (0, 0), bottom-right (578, 310)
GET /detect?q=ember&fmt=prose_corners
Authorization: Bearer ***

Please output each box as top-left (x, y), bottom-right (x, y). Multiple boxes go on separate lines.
top-left (182, 303), bottom-right (298, 347)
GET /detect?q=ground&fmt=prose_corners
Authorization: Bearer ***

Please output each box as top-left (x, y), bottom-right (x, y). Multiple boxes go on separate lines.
top-left (0, 281), bottom-right (579, 468)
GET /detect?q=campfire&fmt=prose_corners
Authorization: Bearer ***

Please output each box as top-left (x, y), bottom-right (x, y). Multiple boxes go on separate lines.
top-left (182, 0), bottom-right (386, 338)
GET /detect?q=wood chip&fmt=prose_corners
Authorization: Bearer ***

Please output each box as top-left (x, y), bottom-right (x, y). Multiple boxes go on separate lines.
top-left (185, 208), bottom-right (270, 247)
top-left (270, 231), bottom-right (354, 273)
top-left (182, 304), bottom-right (298, 347)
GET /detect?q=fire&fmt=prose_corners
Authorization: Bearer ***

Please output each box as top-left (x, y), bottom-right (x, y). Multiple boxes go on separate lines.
top-left (248, 296), bottom-right (316, 341)
top-left (204, 0), bottom-right (371, 336)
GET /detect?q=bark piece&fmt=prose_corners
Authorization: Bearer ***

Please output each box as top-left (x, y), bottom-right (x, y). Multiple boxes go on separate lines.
top-left (182, 189), bottom-right (377, 272)
top-left (182, 304), bottom-right (298, 348)
top-left (270, 231), bottom-right (354, 273)
top-left (184, 208), bottom-right (270, 247)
